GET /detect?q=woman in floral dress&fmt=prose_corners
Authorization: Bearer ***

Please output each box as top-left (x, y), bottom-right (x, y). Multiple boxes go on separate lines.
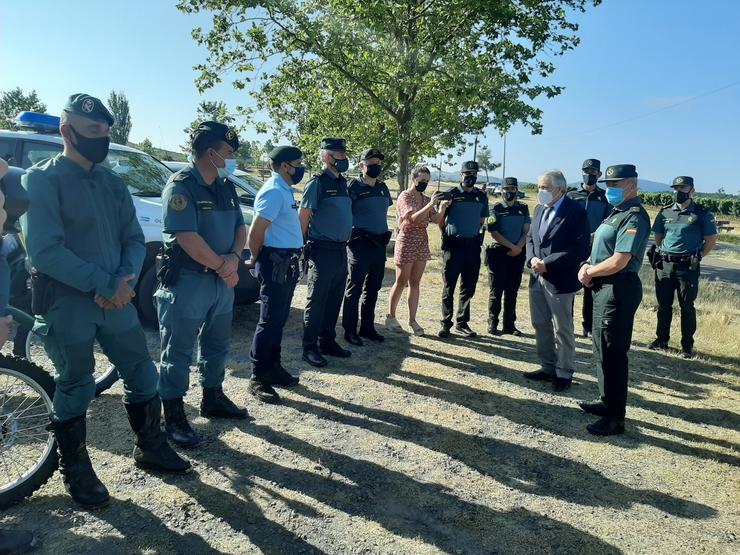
top-left (385, 165), bottom-right (450, 335)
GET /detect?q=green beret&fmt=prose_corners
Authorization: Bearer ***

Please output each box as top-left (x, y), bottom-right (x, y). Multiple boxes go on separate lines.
top-left (504, 177), bottom-right (518, 187)
top-left (192, 121), bottom-right (240, 150)
top-left (599, 164), bottom-right (638, 182)
top-left (672, 176), bottom-right (694, 188)
top-left (63, 93), bottom-right (114, 126)
top-left (461, 160), bottom-right (479, 172)
top-left (321, 137), bottom-right (346, 151)
top-left (269, 145), bottom-right (303, 163)
top-left (361, 148), bottom-right (384, 161)
top-left (582, 158), bottom-right (601, 171)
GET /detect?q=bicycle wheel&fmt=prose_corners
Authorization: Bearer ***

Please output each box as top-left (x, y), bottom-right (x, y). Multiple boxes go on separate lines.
top-left (0, 355), bottom-right (57, 509)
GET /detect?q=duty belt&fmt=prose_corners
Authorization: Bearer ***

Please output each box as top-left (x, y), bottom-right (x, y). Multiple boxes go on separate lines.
top-left (308, 239), bottom-right (348, 250)
top-left (591, 272), bottom-right (639, 286)
top-left (660, 253), bottom-right (692, 263)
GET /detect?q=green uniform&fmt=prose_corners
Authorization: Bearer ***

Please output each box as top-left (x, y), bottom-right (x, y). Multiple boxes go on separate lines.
top-left (590, 196), bottom-right (650, 420)
top-left (651, 201), bottom-right (717, 351)
top-left (156, 164), bottom-right (245, 400)
top-left (22, 154), bottom-right (157, 421)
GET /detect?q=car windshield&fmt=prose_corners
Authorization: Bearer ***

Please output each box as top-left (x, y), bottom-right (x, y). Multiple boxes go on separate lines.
top-left (102, 150), bottom-right (171, 197)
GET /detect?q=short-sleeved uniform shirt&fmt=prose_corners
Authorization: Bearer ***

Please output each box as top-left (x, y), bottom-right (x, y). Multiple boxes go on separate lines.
top-left (445, 185), bottom-right (489, 238)
top-left (254, 172), bottom-right (303, 249)
top-left (567, 186), bottom-right (613, 234)
top-left (591, 196), bottom-right (651, 274)
top-left (300, 169), bottom-right (353, 242)
top-left (161, 164), bottom-right (244, 254)
top-left (651, 201), bottom-right (717, 254)
top-left (486, 201), bottom-right (531, 245)
top-left (348, 178), bottom-right (392, 235)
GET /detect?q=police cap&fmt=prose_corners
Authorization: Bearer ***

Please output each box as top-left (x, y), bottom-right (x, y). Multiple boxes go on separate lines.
top-left (269, 145), bottom-right (303, 163)
top-left (360, 148), bottom-right (384, 161)
top-left (582, 158), bottom-right (601, 171)
top-left (672, 176), bottom-right (694, 188)
top-left (63, 93), bottom-right (114, 126)
top-left (599, 164), bottom-right (638, 182)
top-left (503, 177), bottom-right (518, 188)
top-left (192, 121), bottom-right (240, 150)
top-left (321, 137), bottom-right (346, 151)
top-left (461, 160), bottom-right (479, 172)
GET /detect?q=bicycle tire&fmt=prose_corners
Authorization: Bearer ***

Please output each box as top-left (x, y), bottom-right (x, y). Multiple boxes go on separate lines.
top-left (0, 354), bottom-right (58, 509)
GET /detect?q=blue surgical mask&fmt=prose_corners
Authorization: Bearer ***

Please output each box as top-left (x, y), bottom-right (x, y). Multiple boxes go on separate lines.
top-left (332, 156), bottom-right (349, 173)
top-left (606, 186), bottom-right (624, 205)
top-left (213, 151), bottom-right (237, 178)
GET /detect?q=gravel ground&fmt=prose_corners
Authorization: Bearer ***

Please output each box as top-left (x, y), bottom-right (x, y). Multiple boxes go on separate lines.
top-left (1, 260), bottom-right (739, 554)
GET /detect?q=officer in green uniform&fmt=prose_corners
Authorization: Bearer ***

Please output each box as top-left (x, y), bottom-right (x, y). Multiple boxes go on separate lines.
top-left (342, 147), bottom-right (393, 346)
top-left (485, 177), bottom-right (530, 336)
top-left (157, 121), bottom-right (248, 448)
top-left (22, 94), bottom-right (189, 508)
top-left (300, 138), bottom-right (354, 367)
top-left (567, 158), bottom-right (612, 337)
top-left (577, 164), bottom-right (650, 436)
top-left (437, 160), bottom-right (489, 338)
top-left (649, 176), bottom-right (717, 358)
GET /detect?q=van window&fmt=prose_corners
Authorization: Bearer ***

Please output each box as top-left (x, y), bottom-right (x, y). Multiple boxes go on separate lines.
top-left (0, 139), bottom-right (15, 164)
top-left (21, 141), bottom-right (62, 168)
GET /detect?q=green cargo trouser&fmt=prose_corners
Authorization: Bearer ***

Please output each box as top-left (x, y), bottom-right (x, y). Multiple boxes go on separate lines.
top-left (655, 260), bottom-right (699, 351)
top-left (35, 294), bottom-right (158, 421)
top-left (592, 272), bottom-right (642, 420)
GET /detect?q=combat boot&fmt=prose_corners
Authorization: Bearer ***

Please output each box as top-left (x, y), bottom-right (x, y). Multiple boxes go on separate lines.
top-left (162, 398), bottom-right (200, 448)
top-left (0, 529), bottom-right (38, 554)
top-left (200, 386), bottom-right (248, 419)
top-left (49, 415), bottom-right (110, 508)
top-left (125, 396), bottom-right (191, 473)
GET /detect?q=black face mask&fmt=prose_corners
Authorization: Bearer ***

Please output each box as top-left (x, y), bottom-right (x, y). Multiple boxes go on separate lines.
top-left (415, 180), bottom-right (428, 192)
top-left (583, 174), bottom-right (598, 186)
top-left (365, 164), bottom-right (382, 179)
top-left (332, 157), bottom-right (349, 173)
top-left (675, 190), bottom-right (691, 204)
top-left (504, 191), bottom-right (517, 202)
top-left (70, 126), bottom-right (110, 164)
top-left (462, 175), bottom-right (477, 187)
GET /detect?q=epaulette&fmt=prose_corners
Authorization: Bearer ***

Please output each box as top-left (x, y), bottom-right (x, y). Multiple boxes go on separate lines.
top-left (172, 168), bottom-right (193, 182)
top-left (629, 206), bottom-right (642, 214)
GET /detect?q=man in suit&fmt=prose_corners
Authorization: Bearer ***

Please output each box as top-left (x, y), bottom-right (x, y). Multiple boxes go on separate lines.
top-left (525, 170), bottom-right (589, 391)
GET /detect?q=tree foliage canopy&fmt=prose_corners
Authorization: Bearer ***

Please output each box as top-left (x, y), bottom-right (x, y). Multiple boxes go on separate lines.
top-left (107, 90), bottom-right (133, 145)
top-left (178, 0), bottom-right (599, 187)
top-left (0, 87), bottom-right (47, 131)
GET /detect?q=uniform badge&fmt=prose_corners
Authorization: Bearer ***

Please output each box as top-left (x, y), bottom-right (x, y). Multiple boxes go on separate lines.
top-left (81, 98), bottom-right (95, 113)
top-left (688, 215), bottom-right (697, 224)
top-left (169, 193), bottom-right (188, 211)
top-left (676, 177), bottom-right (684, 184)
top-left (625, 228), bottom-right (638, 235)
top-left (225, 129), bottom-right (236, 141)
top-left (487, 215), bottom-right (496, 225)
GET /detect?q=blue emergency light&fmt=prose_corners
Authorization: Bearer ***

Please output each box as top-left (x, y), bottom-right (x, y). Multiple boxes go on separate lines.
top-left (15, 112), bottom-right (61, 134)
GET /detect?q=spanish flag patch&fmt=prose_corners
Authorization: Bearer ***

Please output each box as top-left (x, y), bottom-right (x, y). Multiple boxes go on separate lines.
top-left (625, 228), bottom-right (638, 234)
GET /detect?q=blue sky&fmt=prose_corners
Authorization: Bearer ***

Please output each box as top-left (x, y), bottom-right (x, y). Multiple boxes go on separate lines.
top-left (2, 0), bottom-right (739, 192)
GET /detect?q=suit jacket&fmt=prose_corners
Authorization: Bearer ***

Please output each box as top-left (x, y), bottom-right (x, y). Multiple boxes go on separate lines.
top-left (526, 195), bottom-right (589, 294)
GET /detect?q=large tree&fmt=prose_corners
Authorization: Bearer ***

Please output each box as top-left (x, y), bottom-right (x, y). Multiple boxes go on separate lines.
top-left (476, 145), bottom-right (501, 184)
top-left (107, 90), bottom-right (133, 144)
top-left (178, 0), bottom-right (598, 189)
top-left (182, 99), bottom-right (255, 167)
top-left (0, 87), bottom-right (47, 130)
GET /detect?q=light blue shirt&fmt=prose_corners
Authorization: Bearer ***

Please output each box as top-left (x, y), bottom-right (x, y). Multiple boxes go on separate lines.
top-left (539, 193), bottom-right (566, 238)
top-left (254, 172), bottom-right (303, 249)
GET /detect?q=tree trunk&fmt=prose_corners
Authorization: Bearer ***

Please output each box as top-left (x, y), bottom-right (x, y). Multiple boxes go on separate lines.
top-left (396, 137), bottom-right (411, 191)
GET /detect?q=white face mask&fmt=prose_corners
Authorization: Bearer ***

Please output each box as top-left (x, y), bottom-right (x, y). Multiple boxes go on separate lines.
top-left (538, 189), bottom-right (554, 206)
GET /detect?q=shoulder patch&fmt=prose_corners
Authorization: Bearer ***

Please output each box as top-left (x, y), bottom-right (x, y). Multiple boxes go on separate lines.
top-left (487, 215), bottom-right (497, 225)
top-left (169, 193), bottom-right (188, 211)
top-left (629, 206), bottom-right (642, 213)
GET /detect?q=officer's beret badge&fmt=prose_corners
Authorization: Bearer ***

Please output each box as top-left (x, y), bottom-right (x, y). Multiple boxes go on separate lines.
top-left (676, 177), bottom-right (684, 184)
top-left (225, 129), bottom-right (236, 141)
top-left (607, 168), bottom-right (615, 176)
top-left (169, 193), bottom-right (188, 211)
top-left (81, 98), bottom-right (95, 113)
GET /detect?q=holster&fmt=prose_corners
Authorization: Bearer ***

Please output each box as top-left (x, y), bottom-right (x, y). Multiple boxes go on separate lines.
top-left (300, 243), bottom-right (312, 276)
top-left (268, 251), bottom-right (300, 285)
top-left (647, 244), bottom-right (657, 270)
top-left (156, 246), bottom-right (183, 287)
top-left (349, 228), bottom-right (392, 248)
top-left (30, 269), bottom-right (87, 315)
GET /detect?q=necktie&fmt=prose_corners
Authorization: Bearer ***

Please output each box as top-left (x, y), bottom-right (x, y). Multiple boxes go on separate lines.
top-left (539, 206), bottom-right (552, 240)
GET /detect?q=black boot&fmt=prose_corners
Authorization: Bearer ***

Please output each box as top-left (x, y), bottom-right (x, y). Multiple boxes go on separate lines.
top-left (200, 386), bottom-right (248, 419)
top-left (162, 398), bottom-right (200, 448)
top-left (49, 415), bottom-right (110, 508)
top-left (125, 396), bottom-right (191, 473)
top-left (0, 528), bottom-right (38, 554)
top-left (271, 363), bottom-right (300, 387)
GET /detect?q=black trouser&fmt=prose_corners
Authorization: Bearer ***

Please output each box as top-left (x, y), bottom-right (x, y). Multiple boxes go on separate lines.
top-left (592, 272), bottom-right (642, 420)
top-left (654, 260), bottom-right (699, 350)
top-left (342, 237), bottom-right (386, 334)
top-left (303, 242), bottom-right (348, 349)
top-left (581, 286), bottom-right (594, 333)
top-left (485, 246), bottom-right (525, 331)
top-left (441, 240), bottom-right (481, 328)
top-left (250, 248), bottom-right (300, 381)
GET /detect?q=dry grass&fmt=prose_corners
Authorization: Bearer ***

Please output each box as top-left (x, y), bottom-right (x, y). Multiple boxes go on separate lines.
top-left (2, 180), bottom-right (738, 554)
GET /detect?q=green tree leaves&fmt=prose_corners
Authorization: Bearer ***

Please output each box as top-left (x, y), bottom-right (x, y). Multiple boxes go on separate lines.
top-left (0, 87), bottom-right (47, 130)
top-left (107, 91), bottom-right (133, 145)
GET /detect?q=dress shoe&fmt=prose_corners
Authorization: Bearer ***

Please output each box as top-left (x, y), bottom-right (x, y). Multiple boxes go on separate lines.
top-left (319, 341), bottom-right (351, 358)
top-left (455, 323), bottom-right (477, 338)
top-left (587, 416), bottom-right (625, 436)
top-left (552, 377), bottom-right (572, 391)
top-left (503, 327), bottom-right (523, 337)
top-left (681, 348), bottom-right (695, 359)
top-left (648, 339), bottom-right (669, 351)
top-left (359, 328), bottom-right (385, 342)
top-left (437, 326), bottom-right (451, 338)
top-left (344, 331), bottom-right (364, 346)
top-left (523, 369), bottom-right (555, 381)
top-left (249, 379), bottom-right (281, 404)
top-left (201, 386), bottom-right (248, 419)
top-left (302, 347), bottom-right (328, 367)
top-left (271, 364), bottom-right (299, 387)
top-left (578, 399), bottom-right (609, 417)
